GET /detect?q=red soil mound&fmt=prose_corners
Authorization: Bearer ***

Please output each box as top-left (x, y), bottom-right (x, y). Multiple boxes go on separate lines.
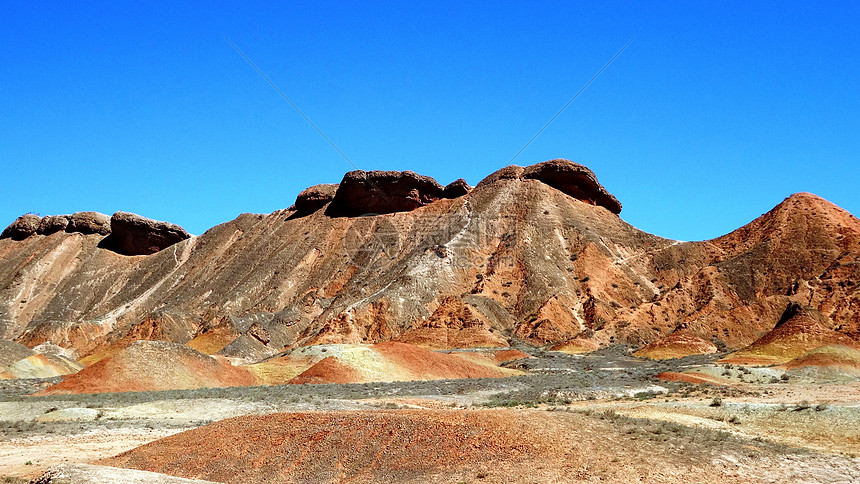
top-left (78, 341), bottom-right (130, 367)
top-left (634, 330), bottom-right (718, 360)
top-left (34, 341), bottom-right (253, 395)
top-left (96, 408), bottom-right (786, 483)
top-left (288, 356), bottom-right (364, 384)
top-left (372, 341), bottom-right (510, 380)
top-left (98, 410), bottom-right (550, 483)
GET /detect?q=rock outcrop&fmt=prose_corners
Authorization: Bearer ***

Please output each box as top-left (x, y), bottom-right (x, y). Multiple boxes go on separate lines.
top-left (476, 159), bottom-right (621, 214)
top-left (0, 210), bottom-right (190, 255)
top-left (441, 178), bottom-right (471, 198)
top-left (293, 184), bottom-right (338, 215)
top-left (66, 211), bottom-right (112, 235)
top-left (0, 214), bottom-right (42, 240)
top-left (331, 170), bottom-right (445, 216)
top-left (1, 212), bottom-right (112, 239)
top-left (37, 215), bottom-right (70, 235)
top-left (106, 212), bottom-right (191, 256)
top-left (523, 159), bottom-right (622, 214)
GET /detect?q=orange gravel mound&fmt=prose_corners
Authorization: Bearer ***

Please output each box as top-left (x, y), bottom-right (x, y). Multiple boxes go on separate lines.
top-left (634, 331), bottom-right (718, 360)
top-left (34, 341), bottom-right (254, 395)
top-left (722, 305), bottom-right (860, 365)
top-left (96, 408), bottom-right (788, 483)
top-left (288, 356), bottom-right (363, 384)
top-left (288, 342), bottom-right (516, 385)
top-left (98, 410), bottom-right (554, 483)
top-left (491, 349), bottom-right (532, 364)
top-left (373, 341), bottom-right (510, 379)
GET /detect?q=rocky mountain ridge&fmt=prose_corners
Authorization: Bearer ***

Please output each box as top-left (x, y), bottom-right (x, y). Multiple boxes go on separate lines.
top-left (1, 159), bottom-right (858, 362)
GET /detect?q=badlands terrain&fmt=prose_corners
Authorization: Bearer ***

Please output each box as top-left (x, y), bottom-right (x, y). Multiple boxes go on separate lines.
top-left (0, 159), bottom-right (858, 482)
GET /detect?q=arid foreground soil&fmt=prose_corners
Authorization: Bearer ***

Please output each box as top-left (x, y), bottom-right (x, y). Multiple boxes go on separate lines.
top-left (0, 349), bottom-right (855, 483)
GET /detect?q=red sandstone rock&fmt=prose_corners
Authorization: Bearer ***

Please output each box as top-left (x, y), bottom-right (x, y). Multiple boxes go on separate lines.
top-left (66, 211), bottom-right (111, 235)
top-left (37, 215), bottom-right (70, 235)
top-left (106, 211), bottom-right (191, 256)
top-left (331, 170), bottom-right (444, 215)
top-left (294, 183), bottom-right (339, 214)
top-left (1, 214), bottom-right (41, 240)
top-left (441, 178), bottom-right (471, 198)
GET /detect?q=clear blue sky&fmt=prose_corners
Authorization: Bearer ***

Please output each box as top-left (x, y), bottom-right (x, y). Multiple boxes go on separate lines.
top-left (2, 2), bottom-right (857, 240)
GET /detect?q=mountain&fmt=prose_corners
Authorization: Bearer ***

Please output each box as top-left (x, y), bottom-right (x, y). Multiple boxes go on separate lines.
top-left (1, 159), bottom-right (858, 361)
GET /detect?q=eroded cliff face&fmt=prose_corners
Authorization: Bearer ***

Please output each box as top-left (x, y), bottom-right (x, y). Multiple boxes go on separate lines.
top-left (1, 160), bottom-right (858, 359)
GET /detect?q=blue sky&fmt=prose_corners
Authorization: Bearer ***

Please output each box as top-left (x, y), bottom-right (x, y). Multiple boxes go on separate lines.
top-left (2, 1), bottom-right (857, 240)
